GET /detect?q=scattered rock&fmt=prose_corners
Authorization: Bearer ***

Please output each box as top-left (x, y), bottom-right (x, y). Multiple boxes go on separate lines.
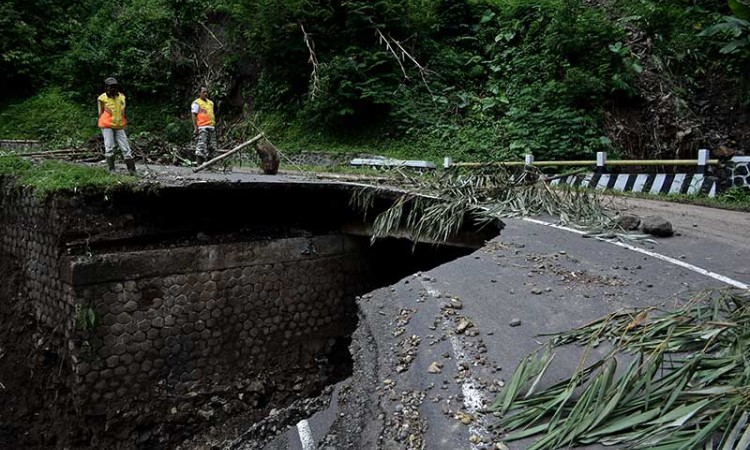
top-left (455, 411), bottom-right (473, 425)
top-left (456, 318), bottom-right (473, 334)
top-left (427, 362), bottom-right (443, 374)
top-left (531, 287), bottom-right (542, 295)
top-left (450, 298), bottom-right (463, 310)
top-left (509, 318), bottom-right (522, 327)
top-left (616, 214), bottom-right (641, 231)
top-left (641, 215), bottom-right (674, 237)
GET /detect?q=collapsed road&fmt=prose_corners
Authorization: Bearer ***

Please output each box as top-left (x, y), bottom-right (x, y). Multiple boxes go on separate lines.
top-left (2, 164), bottom-right (749, 449)
top-left (254, 202), bottom-right (749, 450)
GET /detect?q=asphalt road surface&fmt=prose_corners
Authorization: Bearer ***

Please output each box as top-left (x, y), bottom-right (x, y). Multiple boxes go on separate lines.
top-left (136, 165), bottom-right (748, 449)
top-left (257, 205), bottom-right (749, 450)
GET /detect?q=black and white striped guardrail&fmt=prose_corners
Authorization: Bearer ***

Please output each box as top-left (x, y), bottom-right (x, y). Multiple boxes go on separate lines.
top-left (443, 153), bottom-right (750, 198)
top-left (549, 172), bottom-right (717, 196)
top-left (549, 155), bottom-right (750, 198)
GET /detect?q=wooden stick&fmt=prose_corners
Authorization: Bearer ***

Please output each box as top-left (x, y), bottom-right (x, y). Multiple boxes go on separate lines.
top-left (30, 152), bottom-right (93, 157)
top-left (0, 139), bottom-right (41, 144)
top-left (14, 149), bottom-right (90, 156)
top-left (543, 168), bottom-right (588, 182)
top-left (193, 133), bottom-right (263, 172)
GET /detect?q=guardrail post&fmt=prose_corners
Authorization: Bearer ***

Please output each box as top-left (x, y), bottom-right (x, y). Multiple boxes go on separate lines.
top-left (524, 153), bottom-right (534, 167)
top-left (697, 149), bottom-right (708, 174)
top-left (443, 156), bottom-right (453, 169)
top-left (596, 151), bottom-right (607, 174)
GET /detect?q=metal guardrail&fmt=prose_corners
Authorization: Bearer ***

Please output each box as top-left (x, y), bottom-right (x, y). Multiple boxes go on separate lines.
top-left (444, 150), bottom-right (720, 174)
top-left (452, 159), bottom-right (720, 167)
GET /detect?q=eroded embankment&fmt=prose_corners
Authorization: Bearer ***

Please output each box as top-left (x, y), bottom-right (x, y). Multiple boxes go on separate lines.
top-left (0, 177), bottom-right (500, 449)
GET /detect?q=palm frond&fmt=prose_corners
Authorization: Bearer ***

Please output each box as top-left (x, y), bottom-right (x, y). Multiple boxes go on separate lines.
top-left (490, 290), bottom-right (750, 450)
top-left (352, 166), bottom-right (624, 245)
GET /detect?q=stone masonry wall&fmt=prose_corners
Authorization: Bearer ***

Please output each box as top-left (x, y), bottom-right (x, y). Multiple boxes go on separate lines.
top-left (1, 178), bottom-right (374, 419)
top-left (0, 179), bottom-right (76, 333)
top-left (71, 235), bottom-right (371, 406)
top-left (731, 156), bottom-right (750, 191)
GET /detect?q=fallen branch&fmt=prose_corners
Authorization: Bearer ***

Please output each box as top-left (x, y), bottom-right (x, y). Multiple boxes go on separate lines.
top-left (193, 133), bottom-right (263, 172)
top-left (543, 168), bottom-right (588, 183)
top-left (375, 29), bottom-right (432, 94)
top-left (300, 23), bottom-right (321, 99)
top-left (15, 149), bottom-right (91, 156)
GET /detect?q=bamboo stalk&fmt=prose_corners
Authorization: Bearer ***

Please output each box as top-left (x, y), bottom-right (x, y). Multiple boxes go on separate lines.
top-left (32, 153), bottom-right (91, 157)
top-left (12, 149), bottom-right (90, 156)
top-left (543, 168), bottom-right (588, 182)
top-left (0, 139), bottom-right (41, 144)
top-left (193, 133), bottom-right (263, 173)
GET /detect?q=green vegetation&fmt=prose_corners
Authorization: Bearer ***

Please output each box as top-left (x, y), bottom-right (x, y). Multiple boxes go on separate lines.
top-left (74, 304), bottom-right (99, 332)
top-left (0, 155), bottom-right (136, 197)
top-left (0, 89), bottom-right (96, 144)
top-left (0, 1), bottom-right (748, 166)
top-left (0, 0), bottom-right (750, 213)
top-left (353, 167), bottom-right (621, 246)
top-left (491, 289), bottom-right (750, 449)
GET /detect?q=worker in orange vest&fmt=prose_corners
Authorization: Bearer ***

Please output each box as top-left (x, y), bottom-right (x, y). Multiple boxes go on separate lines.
top-left (191, 86), bottom-right (217, 165)
top-left (97, 77), bottom-right (136, 175)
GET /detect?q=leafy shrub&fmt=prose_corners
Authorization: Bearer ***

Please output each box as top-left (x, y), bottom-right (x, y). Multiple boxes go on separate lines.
top-left (0, 0), bottom-right (745, 162)
top-left (63, 0), bottom-right (206, 99)
top-left (0, 89), bottom-right (97, 144)
top-left (0, 155), bottom-right (33, 175)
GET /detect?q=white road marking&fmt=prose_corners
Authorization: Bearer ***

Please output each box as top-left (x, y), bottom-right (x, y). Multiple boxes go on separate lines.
top-left (421, 280), bottom-right (488, 449)
top-left (522, 218), bottom-right (749, 290)
top-left (448, 334), bottom-right (486, 412)
top-left (296, 419), bottom-right (315, 450)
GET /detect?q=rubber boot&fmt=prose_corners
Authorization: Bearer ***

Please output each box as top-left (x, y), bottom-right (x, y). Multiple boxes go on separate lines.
top-left (106, 156), bottom-right (115, 172)
top-left (196, 155), bottom-right (206, 166)
top-left (125, 158), bottom-right (136, 176)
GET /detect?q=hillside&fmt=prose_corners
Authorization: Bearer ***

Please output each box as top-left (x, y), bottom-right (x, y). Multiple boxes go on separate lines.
top-left (0, 0), bottom-right (748, 162)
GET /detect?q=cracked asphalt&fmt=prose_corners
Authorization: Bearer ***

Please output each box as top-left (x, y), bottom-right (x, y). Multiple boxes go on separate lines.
top-left (133, 165), bottom-right (749, 449)
top-left (259, 211), bottom-right (748, 450)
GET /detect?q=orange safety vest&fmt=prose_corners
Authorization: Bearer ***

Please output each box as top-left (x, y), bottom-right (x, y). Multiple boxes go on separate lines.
top-left (98, 93), bottom-right (127, 129)
top-left (193, 98), bottom-right (215, 127)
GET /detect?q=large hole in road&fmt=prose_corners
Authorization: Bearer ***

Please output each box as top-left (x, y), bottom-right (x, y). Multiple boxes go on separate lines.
top-left (0, 180), bottom-right (501, 449)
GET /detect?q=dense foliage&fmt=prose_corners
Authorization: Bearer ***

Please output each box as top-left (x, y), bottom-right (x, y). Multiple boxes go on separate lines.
top-left (0, 0), bottom-right (747, 161)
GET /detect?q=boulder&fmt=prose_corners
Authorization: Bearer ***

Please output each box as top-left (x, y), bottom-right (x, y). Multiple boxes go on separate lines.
top-left (641, 215), bottom-right (674, 237)
top-left (255, 140), bottom-right (280, 175)
top-left (616, 214), bottom-right (641, 231)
